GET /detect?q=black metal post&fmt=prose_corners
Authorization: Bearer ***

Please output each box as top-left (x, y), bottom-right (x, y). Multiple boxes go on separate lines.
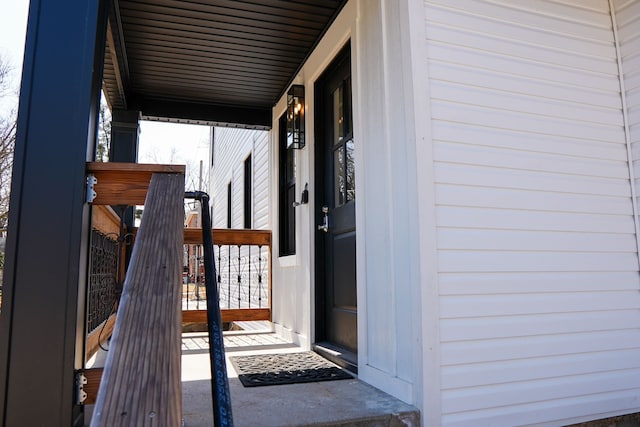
top-left (185, 191), bottom-right (234, 427)
top-left (0, 0), bottom-right (109, 425)
top-left (109, 109), bottom-right (141, 264)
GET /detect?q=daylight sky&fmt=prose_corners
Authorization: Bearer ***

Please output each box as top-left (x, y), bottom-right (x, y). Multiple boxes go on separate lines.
top-left (0, 1), bottom-right (211, 191)
top-left (0, 1), bottom-right (28, 111)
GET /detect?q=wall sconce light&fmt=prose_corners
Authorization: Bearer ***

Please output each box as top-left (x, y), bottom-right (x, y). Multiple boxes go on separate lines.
top-left (287, 84), bottom-right (305, 149)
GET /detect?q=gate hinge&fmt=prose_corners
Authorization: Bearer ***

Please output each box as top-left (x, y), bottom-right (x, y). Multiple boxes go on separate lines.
top-left (86, 174), bottom-right (98, 203)
top-left (75, 371), bottom-right (88, 405)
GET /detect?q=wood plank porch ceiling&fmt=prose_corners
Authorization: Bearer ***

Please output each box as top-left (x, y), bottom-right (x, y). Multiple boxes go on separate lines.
top-left (103, 0), bottom-right (346, 129)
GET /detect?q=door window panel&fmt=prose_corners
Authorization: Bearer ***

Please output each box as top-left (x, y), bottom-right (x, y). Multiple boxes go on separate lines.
top-left (334, 146), bottom-right (345, 207)
top-left (345, 77), bottom-right (352, 137)
top-left (333, 85), bottom-right (344, 144)
top-left (332, 78), bottom-right (355, 207)
top-left (346, 139), bottom-right (355, 202)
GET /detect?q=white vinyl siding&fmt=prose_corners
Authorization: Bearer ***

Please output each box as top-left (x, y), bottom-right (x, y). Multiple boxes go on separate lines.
top-left (211, 128), bottom-right (269, 230)
top-left (424, 0), bottom-right (640, 425)
top-left (616, 0), bottom-right (640, 212)
top-left (253, 131), bottom-right (270, 230)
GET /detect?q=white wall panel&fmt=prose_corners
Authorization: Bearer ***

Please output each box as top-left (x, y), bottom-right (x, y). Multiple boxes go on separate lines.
top-left (441, 391), bottom-right (640, 427)
top-left (440, 292), bottom-right (640, 317)
top-left (441, 369), bottom-right (640, 414)
top-left (435, 162), bottom-right (630, 195)
top-left (425, 0), bottom-right (640, 424)
top-left (438, 229), bottom-right (637, 252)
top-left (435, 184), bottom-right (633, 214)
top-left (210, 127), bottom-right (269, 230)
top-left (441, 311), bottom-right (640, 342)
top-left (432, 122), bottom-right (627, 161)
top-left (442, 330), bottom-right (640, 365)
top-left (429, 61), bottom-right (622, 109)
top-left (615, 0), bottom-right (640, 221)
top-left (439, 271), bottom-right (640, 294)
top-left (426, 43), bottom-right (620, 91)
top-left (438, 251), bottom-right (637, 272)
top-left (252, 131), bottom-right (270, 230)
top-left (437, 206), bottom-right (636, 233)
top-left (431, 101), bottom-right (625, 143)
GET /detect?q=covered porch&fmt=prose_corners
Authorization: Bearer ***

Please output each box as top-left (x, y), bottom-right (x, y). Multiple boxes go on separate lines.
top-left (0, 0), bottom-right (420, 425)
top-left (82, 324), bottom-right (418, 426)
top-left (77, 166), bottom-right (418, 425)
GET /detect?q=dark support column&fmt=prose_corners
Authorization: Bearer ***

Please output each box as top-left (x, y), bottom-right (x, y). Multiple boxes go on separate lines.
top-left (109, 109), bottom-right (140, 230)
top-left (0, 0), bottom-right (109, 426)
top-left (110, 109), bottom-right (140, 163)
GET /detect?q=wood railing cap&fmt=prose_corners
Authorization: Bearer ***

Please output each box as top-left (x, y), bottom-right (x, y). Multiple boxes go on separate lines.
top-left (86, 162), bottom-right (186, 174)
top-left (86, 162), bottom-right (186, 206)
top-left (183, 228), bottom-right (272, 246)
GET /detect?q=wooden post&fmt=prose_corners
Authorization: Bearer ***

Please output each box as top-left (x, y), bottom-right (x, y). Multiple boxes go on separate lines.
top-left (91, 173), bottom-right (184, 426)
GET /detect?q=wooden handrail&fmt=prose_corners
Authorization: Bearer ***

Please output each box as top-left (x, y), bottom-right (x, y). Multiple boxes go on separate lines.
top-left (86, 162), bottom-right (185, 205)
top-left (91, 173), bottom-right (184, 426)
top-left (183, 228), bottom-right (271, 246)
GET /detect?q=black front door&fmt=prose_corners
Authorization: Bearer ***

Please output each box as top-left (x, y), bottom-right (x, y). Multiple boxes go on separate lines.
top-left (315, 44), bottom-right (357, 370)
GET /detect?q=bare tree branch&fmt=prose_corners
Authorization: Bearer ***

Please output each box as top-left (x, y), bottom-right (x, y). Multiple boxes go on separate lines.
top-left (96, 98), bottom-right (111, 161)
top-left (0, 55), bottom-right (16, 281)
top-left (0, 55), bottom-right (16, 231)
top-left (0, 58), bottom-right (10, 97)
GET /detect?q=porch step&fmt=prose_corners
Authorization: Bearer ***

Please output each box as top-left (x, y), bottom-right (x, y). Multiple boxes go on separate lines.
top-left (181, 333), bottom-right (420, 426)
top-left (183, 376), bottom-right (420, 427)
top-left (295, 410), bottom-right (420, 427)
top-left (248, 379), bottom-right (420, 427)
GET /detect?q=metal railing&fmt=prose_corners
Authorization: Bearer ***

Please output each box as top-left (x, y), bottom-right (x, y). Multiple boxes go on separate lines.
top-left (87, 228), bottom-right (119, 332)
top-left (183, 242), bottom-right (270, 310)
top-left (217, 243), bottom-right (269, 309)
top-left (182, 228), bottom-right (271, 323)
top-left (185, 191), bottom-right (234, 427)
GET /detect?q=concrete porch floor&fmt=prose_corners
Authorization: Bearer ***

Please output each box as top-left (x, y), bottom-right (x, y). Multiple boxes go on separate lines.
top-left (87, 322), bottom-right (419, 426)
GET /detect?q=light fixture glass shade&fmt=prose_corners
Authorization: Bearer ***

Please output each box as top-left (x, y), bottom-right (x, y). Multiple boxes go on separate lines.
top-left (287, 84), bottom-right (305, 149)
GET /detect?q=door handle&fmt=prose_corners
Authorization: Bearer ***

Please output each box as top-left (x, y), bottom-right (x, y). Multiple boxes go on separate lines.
top-left (318, 206), bottom-right (329, 233)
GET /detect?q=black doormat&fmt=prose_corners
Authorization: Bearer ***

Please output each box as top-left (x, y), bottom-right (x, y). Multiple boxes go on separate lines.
top-left (229, 351), bottom-right (353, 387)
